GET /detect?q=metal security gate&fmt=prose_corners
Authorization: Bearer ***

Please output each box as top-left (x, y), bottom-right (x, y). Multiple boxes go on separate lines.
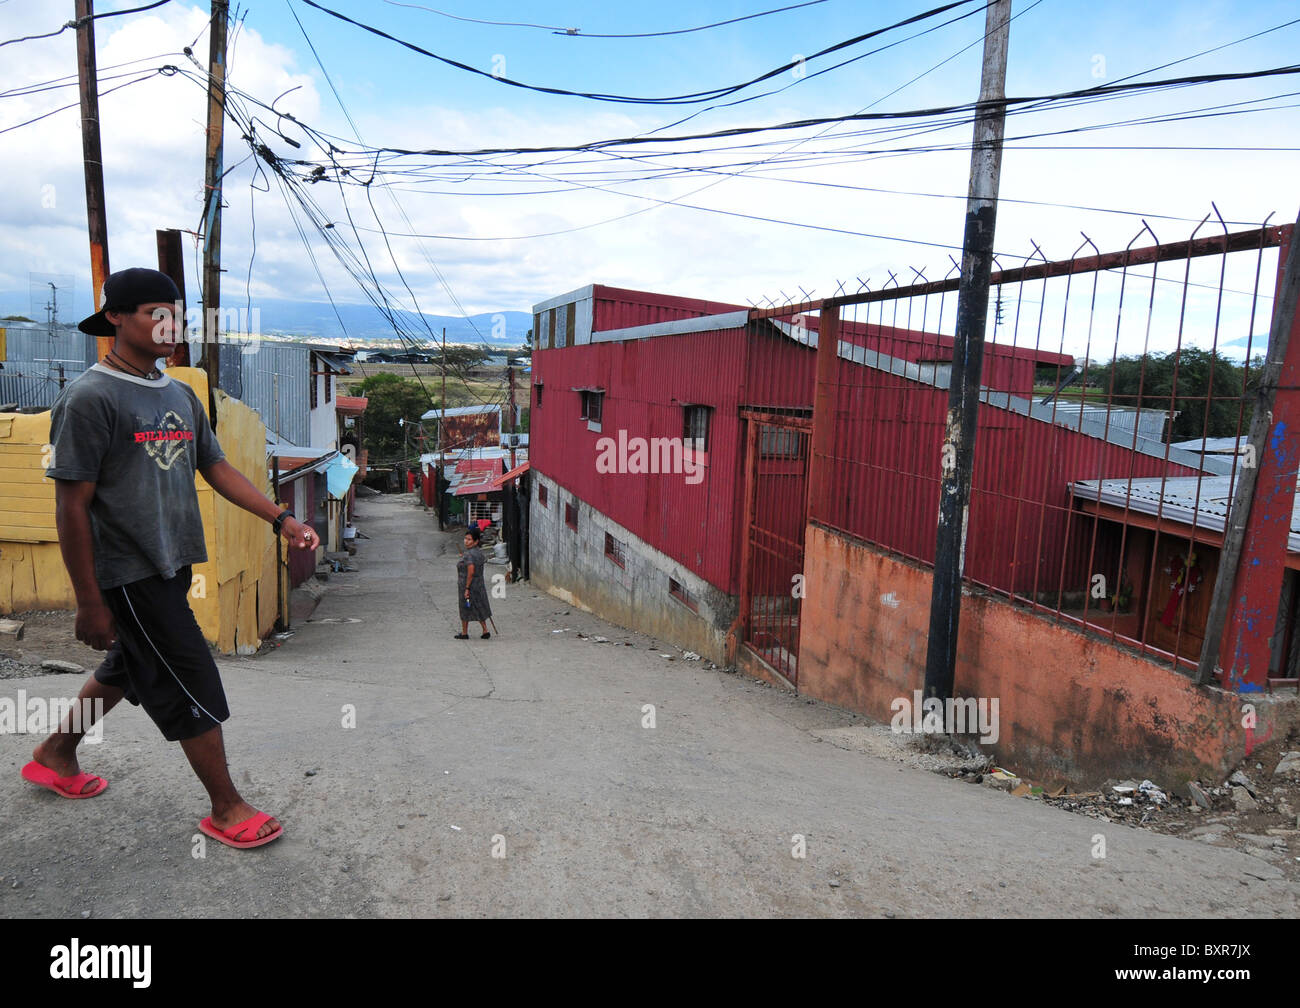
top-left (739, 411), bottom-right (812, 685)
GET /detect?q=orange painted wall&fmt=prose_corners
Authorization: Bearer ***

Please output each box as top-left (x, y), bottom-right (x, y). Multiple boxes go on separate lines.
top-left (799, 523), bottom-right (1297, 787)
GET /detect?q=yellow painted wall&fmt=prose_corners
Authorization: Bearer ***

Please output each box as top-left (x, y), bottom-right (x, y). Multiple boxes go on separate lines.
top-left (0, 367), bottom-right (277, 654)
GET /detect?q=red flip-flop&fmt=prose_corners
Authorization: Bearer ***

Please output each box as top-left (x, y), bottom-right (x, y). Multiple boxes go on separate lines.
top-left (198, 811), bottom-right (283, 850)
top-left (21, 760), bottom-right (108, 799)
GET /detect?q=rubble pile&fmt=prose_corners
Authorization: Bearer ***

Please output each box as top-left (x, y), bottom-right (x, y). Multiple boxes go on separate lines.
top-left (937, 749), bottom-right (1300, 873)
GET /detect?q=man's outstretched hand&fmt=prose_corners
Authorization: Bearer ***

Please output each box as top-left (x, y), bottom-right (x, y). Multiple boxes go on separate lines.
top-left (280, 516), bottom-right (318, 551)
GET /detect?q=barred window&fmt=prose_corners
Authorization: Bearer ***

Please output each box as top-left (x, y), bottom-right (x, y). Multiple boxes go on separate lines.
top-left (669, 577), bottom-right (699, 613)
top-left (605, 532), bottom-right (626, 568)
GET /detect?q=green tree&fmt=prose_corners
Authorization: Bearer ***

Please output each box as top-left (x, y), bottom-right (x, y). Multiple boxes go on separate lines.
top-left (442, 345), bottom-right (491, 379)
top-left (357, 372), bottom-right (438, 463)
top-left (1087, 349), bottom-right (1251, 442)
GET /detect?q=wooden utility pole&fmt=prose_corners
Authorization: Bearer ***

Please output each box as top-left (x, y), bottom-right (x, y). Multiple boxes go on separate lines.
top-left (75, 0), bottom-right (111, 362)
top-left (923, 0), bottom-right (1012, 705)
top-left (156, 228), bottom-right (189, 366)
top-left (200, 0), bottom-right (229, 411)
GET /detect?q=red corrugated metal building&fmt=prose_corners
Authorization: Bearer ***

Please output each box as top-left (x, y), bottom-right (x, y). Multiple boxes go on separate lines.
top-left (528, 284), bottom-right (1081, 660)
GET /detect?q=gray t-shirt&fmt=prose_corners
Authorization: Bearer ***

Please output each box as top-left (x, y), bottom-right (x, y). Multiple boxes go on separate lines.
top-left (46, 363), bottom-right (226, 589)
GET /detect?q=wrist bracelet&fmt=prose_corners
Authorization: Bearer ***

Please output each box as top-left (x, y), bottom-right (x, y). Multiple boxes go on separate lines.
top-left (272, 509), bottom-right (294, 535)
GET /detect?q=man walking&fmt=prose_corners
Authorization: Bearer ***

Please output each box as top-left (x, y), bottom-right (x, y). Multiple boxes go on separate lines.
top-left (21, 267), bottom-right (317, 850)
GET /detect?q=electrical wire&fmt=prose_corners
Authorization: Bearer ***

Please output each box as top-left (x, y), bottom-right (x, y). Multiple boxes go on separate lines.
top-left (385, 0), bottom-right (830, 38)
top-left (0, 67), bottom-right (172, 135)
top-left (0, 0), bottom-right (172, 49)
top-left (298, 0), bottom-right (981, 105)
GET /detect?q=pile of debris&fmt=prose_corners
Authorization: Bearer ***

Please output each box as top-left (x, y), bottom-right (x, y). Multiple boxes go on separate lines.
top-left (940, 751), bottom-right (1300, 872)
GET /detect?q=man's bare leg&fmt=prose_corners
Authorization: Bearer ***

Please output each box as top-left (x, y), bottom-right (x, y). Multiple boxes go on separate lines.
top-left (179, 724), bottom-right (280, 840)
top-left (30, 674), bottom-right (123, 794)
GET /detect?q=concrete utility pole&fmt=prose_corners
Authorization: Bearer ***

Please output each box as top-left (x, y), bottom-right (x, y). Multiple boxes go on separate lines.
top-left (923, 0), bottom-right (1012, 704)
top-left (200, 0), bottom-right (229, 414)
top-left (75, 0), bottom-right (111, 362)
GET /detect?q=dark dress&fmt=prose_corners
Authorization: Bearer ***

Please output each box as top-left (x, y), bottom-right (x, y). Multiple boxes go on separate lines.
top-left (457, 546), bottom-right (493, 623)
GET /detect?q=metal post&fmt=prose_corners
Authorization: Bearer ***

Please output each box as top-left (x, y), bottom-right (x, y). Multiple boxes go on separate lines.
top-left (156, 227), bottom-right (189, 367)
top-left (200, 0), bottom-right (229, 418)
top-left (807, 304), bottom-right (841, 523)
top-left (507, 364), bottom-right (518, 470)
top-left (75, 0), bottom-right (111, 362)
top-left (439, 326), bottom-right (447, 529)
top-left (272, 453), bottom-right (287, 631)
top-left (923, 0), bottom-right (1012, 704)
top-left (1197, 214), bottom-right (1300, 686)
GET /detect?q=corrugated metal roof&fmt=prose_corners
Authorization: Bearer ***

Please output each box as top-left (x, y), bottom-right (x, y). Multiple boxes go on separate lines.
top-left (490, 460), bottom-right (530, 489)
top-left (456, 457), bottom-right (504, 475)
top-left (1071, 474), bottom-right (1300, 552)
top-left (421, 404), bottom-right (502, 421)
top-left (1168, 436), bottom-right (1247, 454)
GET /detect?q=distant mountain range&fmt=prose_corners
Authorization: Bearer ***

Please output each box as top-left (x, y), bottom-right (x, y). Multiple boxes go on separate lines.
top-left (241, 299), bottom-right (531, 347)
top-left (1, 295), bottom-right (532, 348)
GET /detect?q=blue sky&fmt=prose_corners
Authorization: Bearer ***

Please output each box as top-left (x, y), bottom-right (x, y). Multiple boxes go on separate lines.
top-left (1, 0), bottom-right (1297, 352)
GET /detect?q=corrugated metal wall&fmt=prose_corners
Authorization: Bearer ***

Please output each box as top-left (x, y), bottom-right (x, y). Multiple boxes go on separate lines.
top-left (814, 349), bottom-right (1202, 597)
top-left (223, 342), bottom-right (310, 447)
top-left (0, 323), bottom-right (95, 409)
top-left (591, 285), bottom-right (748, 332)
top-left (531, 323), bottom-right (815, 595)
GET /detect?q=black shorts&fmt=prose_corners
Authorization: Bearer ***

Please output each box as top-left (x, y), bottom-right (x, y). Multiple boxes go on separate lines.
top-left (93, 566), bottom-right (230, 742)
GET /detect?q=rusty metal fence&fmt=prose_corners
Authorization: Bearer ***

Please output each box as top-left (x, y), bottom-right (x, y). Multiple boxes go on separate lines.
top-left (752, 213), bottom-right (1295, 686)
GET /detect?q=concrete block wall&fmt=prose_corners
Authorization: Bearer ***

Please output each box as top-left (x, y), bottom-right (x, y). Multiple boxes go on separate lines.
top-left (529, 470), bottom-right (736, 663)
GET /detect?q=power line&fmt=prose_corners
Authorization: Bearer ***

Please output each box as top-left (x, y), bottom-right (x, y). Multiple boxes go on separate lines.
top-left (298, 0), bottom-right (981, 105)
top-left (359, 63), bottom-right (1300, 157)
top-left (286, 0), bottom-right (493, 352)
top-left (0, 67), bottom-right (172, 136)
top-left (385, 0), bottom-right (830, 38)
top-left (0, 0), bottom-right (172, 49)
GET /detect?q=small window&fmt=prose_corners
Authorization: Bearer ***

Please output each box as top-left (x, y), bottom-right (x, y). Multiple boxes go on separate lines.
top-left (538, 483), bottom-right (548, 508)
top-left (580, 390), bottom-right (603, 424)
top-left (565, 500), bottom-right (578, 530)
top-left (605, 532), bottom-right (626, 568)
top-left (325, 368), bottom-right (331, 404)
top-left (535, 383), bottom-right (543, 408)
top-left (310, 366), bottom-right (319, 410)
top-left (683, 405), bottom-right (711, 451)
top-left (669, 577), bottom-right (698, 613)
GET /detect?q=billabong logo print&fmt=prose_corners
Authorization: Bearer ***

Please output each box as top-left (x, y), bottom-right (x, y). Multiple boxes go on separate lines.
top-left (134, 410), bottom-right (194, 471)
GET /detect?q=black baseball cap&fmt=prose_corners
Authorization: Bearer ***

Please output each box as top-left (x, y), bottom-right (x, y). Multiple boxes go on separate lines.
top-left (78, 268), bottom-right (182, 340)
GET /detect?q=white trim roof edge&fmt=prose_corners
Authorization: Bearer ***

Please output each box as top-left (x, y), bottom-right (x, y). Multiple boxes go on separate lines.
top-left (589, 310), bottom-right (750, 344)
top-left (532, 285), bottom-right (595, 315)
